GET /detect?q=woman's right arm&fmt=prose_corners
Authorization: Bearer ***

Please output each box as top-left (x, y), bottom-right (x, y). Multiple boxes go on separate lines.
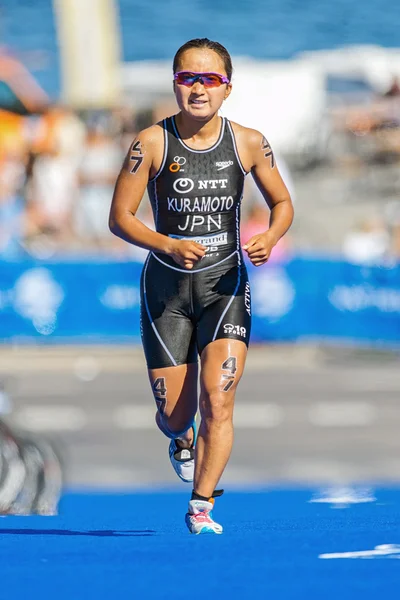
top-left (109, 127), bottom-right (170, 253)
top-left (109, 126), bottom-right (205, 269)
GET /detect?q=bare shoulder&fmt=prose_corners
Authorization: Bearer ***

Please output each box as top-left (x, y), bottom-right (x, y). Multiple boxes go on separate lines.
top-left (229, 121), bottom-right (265, 149)
top-left (131, 121), bottom-right (165, 150)
top-left (228, 120), bottom-right (267, 171)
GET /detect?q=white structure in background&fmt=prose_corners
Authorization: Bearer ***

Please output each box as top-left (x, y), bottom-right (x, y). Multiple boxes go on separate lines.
top-left (53, 0), bottom-right (121, 108)
top-left (223, 59), bottom-right (326, 158)
top-left (342, 219), bottom-right (390, 265)
top-left (299, 45), bottom-right (400, 94)
top-left (121, 58), bottom-right (326, 160)
top-left (121, 45), bottom-right (400, 162)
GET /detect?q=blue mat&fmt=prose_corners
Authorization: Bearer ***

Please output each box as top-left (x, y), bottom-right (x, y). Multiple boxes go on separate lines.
top-left (1, 488), bottom-right (400, 599)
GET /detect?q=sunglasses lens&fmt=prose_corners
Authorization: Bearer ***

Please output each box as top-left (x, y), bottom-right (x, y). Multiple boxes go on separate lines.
top-left (176, 72), bottom-right (196, 86)
top-left (175, 72), bottom-right (225, 88)
top-left (202, 75), bottom-right (223, 87)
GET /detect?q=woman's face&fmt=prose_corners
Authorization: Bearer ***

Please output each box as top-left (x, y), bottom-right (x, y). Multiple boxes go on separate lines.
top-left (174, 48), bottom-right (232, 122)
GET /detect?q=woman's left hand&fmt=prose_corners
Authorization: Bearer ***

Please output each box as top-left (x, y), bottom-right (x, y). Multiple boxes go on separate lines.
top-left (242, 231), bottom-right (276, 267)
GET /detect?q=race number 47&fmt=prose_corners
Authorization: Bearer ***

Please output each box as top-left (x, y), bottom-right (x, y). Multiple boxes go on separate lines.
top-left (221, 356), bottom-right (237, 392)
top-left (129, 140), bottom-right (144, 174)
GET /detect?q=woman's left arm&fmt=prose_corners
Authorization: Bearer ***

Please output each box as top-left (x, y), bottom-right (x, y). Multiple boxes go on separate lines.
top-left (242, 130), bottom-right (294, 266)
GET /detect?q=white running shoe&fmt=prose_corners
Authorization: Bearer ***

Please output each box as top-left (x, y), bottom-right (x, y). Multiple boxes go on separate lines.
top-left (168, 422), bottom-right (196, 483)
top-left (185, 499), bottom-right (223, 535)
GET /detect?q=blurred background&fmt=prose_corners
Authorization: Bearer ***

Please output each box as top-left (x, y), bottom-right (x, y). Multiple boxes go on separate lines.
top-left (1, 0), bottom-right (400, 513)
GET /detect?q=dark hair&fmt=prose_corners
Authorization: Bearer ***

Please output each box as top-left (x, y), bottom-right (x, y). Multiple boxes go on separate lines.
top-left (173, 38), bottom-right (233, 81)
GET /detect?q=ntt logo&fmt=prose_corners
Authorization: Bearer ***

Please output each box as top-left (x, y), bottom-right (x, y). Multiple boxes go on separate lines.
top-left (172, 178), bottom-right (194, 194)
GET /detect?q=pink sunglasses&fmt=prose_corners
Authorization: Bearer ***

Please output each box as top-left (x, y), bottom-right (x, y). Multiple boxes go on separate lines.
top-left (174, 71), bottom-right (230, 88)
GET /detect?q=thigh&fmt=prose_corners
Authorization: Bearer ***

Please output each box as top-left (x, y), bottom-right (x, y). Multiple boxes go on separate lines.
top-left (140, 255), bottom-right (197, 369)
top-left (196, 264), bottom-right (251, 356)
top-left (199, 338), bottom-right (248, 405)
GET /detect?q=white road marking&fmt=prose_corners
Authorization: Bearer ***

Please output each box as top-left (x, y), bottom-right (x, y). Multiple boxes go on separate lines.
top-left (233, 403), bottom-right (284, 428)
top-left (113, 406), bottom-right (155, 429)
top-left (113, 403), bottom-right (284, 430)
top-left (73, 355), bottom-right (101, 381)
top-left (308, 401), bottom-right (376, 427)
top-left (319, 544), bottom-right (400, 559)
top-left (13, 406), bottom-right (87, 431)
top-left (340, 380), bottom-right (400, 392)
top-left (9, 400), bottom-right (379, 432)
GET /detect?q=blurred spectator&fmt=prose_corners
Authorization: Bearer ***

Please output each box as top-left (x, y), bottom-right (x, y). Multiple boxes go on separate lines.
top-left (30, 105), bottom-right (86, 160)
top-left (2, 81), bottom-right (400, 264)
top-left (390, 224), bottom-right (400, 259)
top-left (20, 105), bottom-right (87, 257)
top-left (0, 146), bottom-right (28, 258)
top-left (112, 106), bottom-right (138, 154)
top-left (241, 203), bottom-right (291, 264)
top-left (240, 153), bottom-right (294, 264)
top-left (385, 200), bottom-right (400, 260)
top-left (342, 217), bottom-right (390, 265)
top-left (383, 76), bottom-right (400, 98)
top-left (25, 144), bottom-right (78, 254)
top-left (74, 118), bottom-right (123, 250)
top-left (0, 109), bottom-right (28, 160)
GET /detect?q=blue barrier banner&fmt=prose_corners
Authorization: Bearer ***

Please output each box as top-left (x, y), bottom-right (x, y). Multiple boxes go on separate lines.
top-left (1, 257), bottom-right (400, 345)
top-left (0, 261), bottom-right (142, 343)
top-left (248, 258), bottom-right (400, 346)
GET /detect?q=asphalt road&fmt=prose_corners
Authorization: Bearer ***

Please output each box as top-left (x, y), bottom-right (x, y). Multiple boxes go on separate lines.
top-left (1, 344), bottom-right (400, 489)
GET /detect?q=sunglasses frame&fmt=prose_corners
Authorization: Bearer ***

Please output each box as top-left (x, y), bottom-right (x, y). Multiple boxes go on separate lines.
top-left (174, 71), bottom-right (230, 87)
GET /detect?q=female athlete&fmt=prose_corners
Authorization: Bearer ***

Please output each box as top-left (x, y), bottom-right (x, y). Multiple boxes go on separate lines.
top-left (109, 38), bottom-right (294, 534)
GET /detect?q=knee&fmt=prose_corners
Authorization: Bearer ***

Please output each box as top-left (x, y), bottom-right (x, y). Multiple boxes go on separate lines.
top-left (200, 390), bottom-right (233, 424)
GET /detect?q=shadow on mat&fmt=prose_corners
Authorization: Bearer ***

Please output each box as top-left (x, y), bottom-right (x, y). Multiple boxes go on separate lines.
top-left (0, 529), bottom-right (156, 537)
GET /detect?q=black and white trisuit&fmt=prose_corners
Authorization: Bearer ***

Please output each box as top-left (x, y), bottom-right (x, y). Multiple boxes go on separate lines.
top-left (140, 115), bottom-right (252, 369)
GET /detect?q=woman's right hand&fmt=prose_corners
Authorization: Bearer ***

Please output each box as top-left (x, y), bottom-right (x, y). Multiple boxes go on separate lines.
top-left (167, 239), bottom-right (206, 269)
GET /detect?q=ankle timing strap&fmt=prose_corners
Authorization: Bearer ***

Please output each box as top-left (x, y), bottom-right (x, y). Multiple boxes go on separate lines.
top-left (191, 489), bottom-right (225, 502)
